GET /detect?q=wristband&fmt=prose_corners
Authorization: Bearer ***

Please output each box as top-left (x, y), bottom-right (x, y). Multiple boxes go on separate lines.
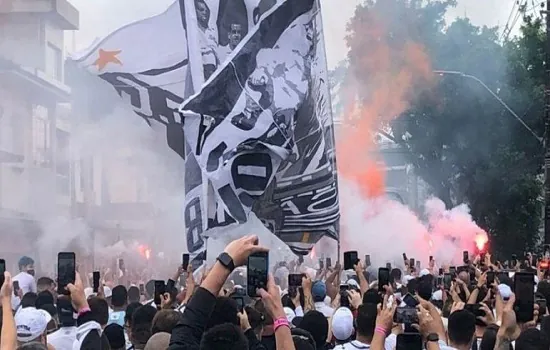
top-left (273, 317), bottom-right (290, 332)
top-left (77, 307), bottom-right (91, 318)
top-left (374, 326), bottom-right (387, 336)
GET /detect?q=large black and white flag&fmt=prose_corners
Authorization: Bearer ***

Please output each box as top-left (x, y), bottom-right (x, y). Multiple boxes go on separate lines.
top-left (72, 0), bottom-right (339, 261)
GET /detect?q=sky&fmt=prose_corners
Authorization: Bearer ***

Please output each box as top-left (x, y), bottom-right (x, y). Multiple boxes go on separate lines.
top-left (66, 0), bottom-right (531, 68)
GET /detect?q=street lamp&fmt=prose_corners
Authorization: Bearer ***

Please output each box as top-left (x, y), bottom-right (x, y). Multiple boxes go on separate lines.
top-left (433, 70), bottom-right (543, 143)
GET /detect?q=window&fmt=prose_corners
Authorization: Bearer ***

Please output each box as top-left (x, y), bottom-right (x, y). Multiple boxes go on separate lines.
top-left (45, 42), bottom-right (62, 81)
top-left (32, 105), bottom-right (51, 167)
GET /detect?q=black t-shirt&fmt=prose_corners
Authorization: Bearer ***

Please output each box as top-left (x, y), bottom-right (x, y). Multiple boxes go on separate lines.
top-left (262, 335), bottom-right (276, 350)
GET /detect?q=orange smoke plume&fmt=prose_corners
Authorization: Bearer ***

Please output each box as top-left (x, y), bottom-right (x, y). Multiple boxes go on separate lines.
top-left (336, 4), bottom-right (434, 198)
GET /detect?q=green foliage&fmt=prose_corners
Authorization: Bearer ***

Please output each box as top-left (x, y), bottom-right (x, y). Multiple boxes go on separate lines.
top-left (342, 0), bottom-right (544, 256)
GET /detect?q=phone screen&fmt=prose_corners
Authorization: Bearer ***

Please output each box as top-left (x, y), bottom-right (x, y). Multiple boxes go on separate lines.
top-left (247, 251), bottom-right (269, 297)
top-left (233, 296), bottom-right (244, 312)
top-left (396, 333), bottom-right (422, 350)
top-left (288, 274), bottom-right (303, 287)
top-left (118, 258), bottom-right (125, 271)
top-left (393, 307), bottom-right (419, 324)
top-left (403, 293), bottom-right (419, 308)
top-left (402, 253), bottom-right (407, 261)
top-left (415, 261), bottom-right (421, 270)
top-left (343, 251), bottom-right (358, 270)
top-left (514, 272), bottom-right (535, 323)
top-left (463, 251), bottom-right (469, 263)
top-left (378, 267), bottom-right (390, 292)
top-left (139, 283), bottom-right (145, 295)
top-left (326, 257), bottom-right (332, 269)
top-left (0, 259), bottom-right (5, 287)
top-left (57, 252), bottom-right (76, 295)
top-left (429, 256), bottom-right (433, 262)
top-left (182, 254), bottom-right (190, 270)
top-left (93, 271), bottom-right (100, 293)
top-left (438, 268), bottom-right (444, 276)
top-left (449, 266), bottom-right (456, 275)
top-left (13, 281), bottom-right (20, 295)
top-left (409, 258), bottom-right (415, 267)
top-left (486, 271), bottom-right (495, 286)
top-left (364, 255), bottom-right (371, 267)
top-left (319, 258), bottom-right (324, 269)
top-left (386, 262), bottom-right (392, 270)
top-left (443, 273), bottom-right (452, 290)
top-left (154, 280), bottom-right (165, 306)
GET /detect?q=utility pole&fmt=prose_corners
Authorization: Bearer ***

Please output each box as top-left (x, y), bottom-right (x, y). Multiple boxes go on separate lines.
top-left (544, 0), bottom-right (550, 244)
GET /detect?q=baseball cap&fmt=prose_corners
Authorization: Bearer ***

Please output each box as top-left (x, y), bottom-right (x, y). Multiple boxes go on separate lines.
top-left (311, 281), bottom-right (327, 301)
top-left (15, 307), bottom-right (49, 342)
top-left (331, 307), bottom-right (354, 341)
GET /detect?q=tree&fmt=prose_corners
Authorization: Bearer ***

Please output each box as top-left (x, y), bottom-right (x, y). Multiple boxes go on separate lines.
top-left (341, 0), bottom-right (543, 255)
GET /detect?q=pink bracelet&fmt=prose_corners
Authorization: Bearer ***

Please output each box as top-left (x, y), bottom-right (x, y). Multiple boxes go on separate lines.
top-left (77, 307), bottom-right (91, 317)
top-left (374, 326), bottom-right (386, 336)
top-left (273, 317), bottom-right (290, 332)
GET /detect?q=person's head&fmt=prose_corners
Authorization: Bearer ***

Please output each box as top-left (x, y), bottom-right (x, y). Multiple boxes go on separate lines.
top-left (298, 310), bottom-right (328, 348)
top-left (311, 281), bottom-right (326, 303)
top-left (391, 268), bottom-right (402, 282)
top-left (244, 305), bottom-right (264, 336)
top-left (194, 0), bottom-right (210, 27)
top-left (130, 305), bottom-right (157, 347)
top-left (38, 304), bottom-right (57, 333)
top-left (200, 323), bottom-right (248, 350)
top-left (458, 271), bottom-right (469, 285)
top-left (515, 328), bottom-right (550, 350)
top-left (331, 307), bottom-right (354, 343)
top-left (448, 310), bottom-right (476, 348)
top-left (125, 302), bottom-right (142, 328)
top-left (145, 332), bottom-right (171, 350)
top-left (254, 299), bottom-right (274, 325)
top-left (128, 286), bottom-right (140, 303)
top-left (151, 309), bottom-right (181, 334)
top-left (18, 256), bottom-right (35, 275)
top-left (88, 297), bottom-right (110, 327)
top-left (355, 303), bottom-right (378, 341)
top-left (480, 324), bottom-right (507, 350)
top-left (228, 23), bottom-right (242, 49)
top-left (104, 324), bottom-right (126, 350)
top-left (36, 277), bottom-right (54, 294)
top-left (15, 307), bottom-right (49, 346)
top-left (291, 328), bottom-right (316, 350)
top-left (206, 297), bottom-right (239, 330)
top-left (111, 285), bottom-right (128, 309)
top-left (21, 293), bottom-right (38, 308)
top-left (35, 291), bottom-right (54, 310)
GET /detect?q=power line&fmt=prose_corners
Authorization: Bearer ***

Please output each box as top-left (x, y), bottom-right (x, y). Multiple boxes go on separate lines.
top-left (504, 0), bottom-right (528, 41)
top-left (502, 0), bottom-right (520, 41)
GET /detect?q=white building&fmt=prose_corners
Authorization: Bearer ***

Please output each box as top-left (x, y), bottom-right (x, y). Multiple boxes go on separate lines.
top-left (0, 0), bottom-right (79, 267)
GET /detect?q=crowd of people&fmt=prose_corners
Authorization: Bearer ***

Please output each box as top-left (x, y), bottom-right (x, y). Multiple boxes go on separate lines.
top-left (0, 234), bottom-right (549, 349)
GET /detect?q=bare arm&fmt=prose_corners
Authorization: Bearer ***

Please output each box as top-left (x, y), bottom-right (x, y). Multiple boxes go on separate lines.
top-left (1, 273), bottom-right (17, 350)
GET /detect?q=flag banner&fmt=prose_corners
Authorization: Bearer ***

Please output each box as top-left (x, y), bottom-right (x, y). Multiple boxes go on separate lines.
top-left (181, 0), bottom-right (340, 256)
top-left (71, 0), bottom-right (339, 262)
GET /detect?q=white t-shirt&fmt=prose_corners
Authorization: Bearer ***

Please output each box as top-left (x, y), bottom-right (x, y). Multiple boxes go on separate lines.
top-left (314, 301), bottom-right (334, 317)
top-left (48, 326), bottom-right (77, 350)
top-left (13, 271), bottom-right (36, 295)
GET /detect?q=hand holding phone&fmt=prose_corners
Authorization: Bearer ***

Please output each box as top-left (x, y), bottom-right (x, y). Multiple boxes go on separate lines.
top-left (378, 268), bottom-right (390, 293)
top-left (154, 280), bottom-right (166, 306)
top-left (247, 251), bottom-right (269, 297)
top-left (93, 271), bottom-right (100, 293)
top-left (58, 252), bottom-right (76, 295)
top-left (343, 251), bottom-right (358, 270)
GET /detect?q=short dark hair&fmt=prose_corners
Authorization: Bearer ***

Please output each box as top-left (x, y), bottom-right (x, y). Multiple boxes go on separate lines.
top-left (515, 328), bottom-right (550, 350)
top-left (18, 256), bottom-right (34, 270)
top-left (127, 286), bottom-right (140, 303)
top-left (88, 297), bottom-right (110, 326)
top-left (356, 303), bottom-right (378, 340)
top-left (35, 291), bottom-right (54, 309)
top-left (291, 328), bottom-right (316, 350)
top-left (298, 310), bottom-right (328, 348)
top-left (36, 277), bottom-right (54, 290)
top-left (152, 310), bottom-right (181, 334)
top-left (104, 324), bottom-right (126, 350)
top-left (200, 323), bottom-right (249, 350)
top-left (125, 302), bottom-right (142, 327)
top-left (21, 292), bottom-right (38, 308)
top-left (111, 285), bottom-right (128, 307)
top-left (391, 268), bottom-right (402, 280)
top-left (131, 305), bottom-right (157, 346)
top-left (448, 310), bottom-right (476, 346)
top-left (206, 297), bottom-right (239, 330)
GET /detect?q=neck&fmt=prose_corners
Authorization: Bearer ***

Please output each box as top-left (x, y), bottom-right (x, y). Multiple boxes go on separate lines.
top-left (356, 334), bottom-right (372, 345)
top-left (449, 342), bottom-right (472, 350)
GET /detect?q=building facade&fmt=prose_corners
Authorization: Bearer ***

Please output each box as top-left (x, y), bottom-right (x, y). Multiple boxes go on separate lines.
top-left (0, 0), bottom-right (79, 269)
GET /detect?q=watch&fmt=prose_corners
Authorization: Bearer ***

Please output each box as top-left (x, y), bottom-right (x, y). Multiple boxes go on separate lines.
top-left (426, 333), bottom-right (439, 344)
top-left (217, 252), bottom-right (236, 272)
